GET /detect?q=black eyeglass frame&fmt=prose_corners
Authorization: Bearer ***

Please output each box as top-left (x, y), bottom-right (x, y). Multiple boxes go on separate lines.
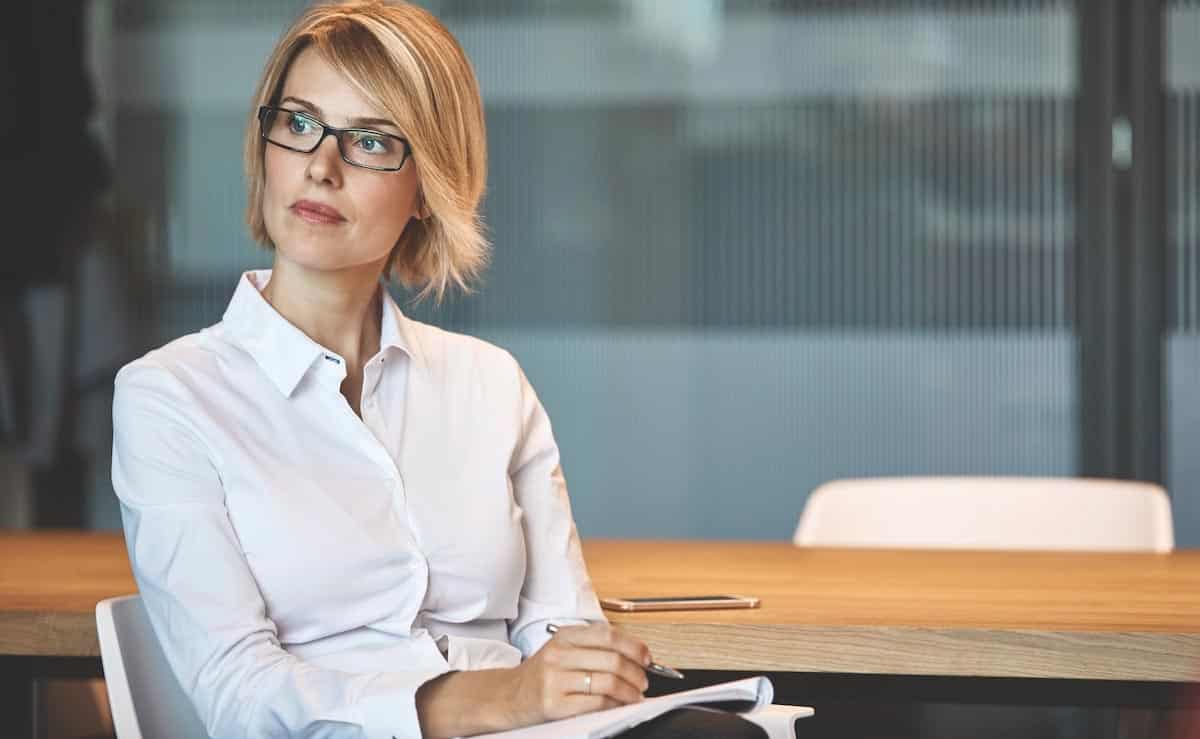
top-left (257, 105), bottom-right (412, 172)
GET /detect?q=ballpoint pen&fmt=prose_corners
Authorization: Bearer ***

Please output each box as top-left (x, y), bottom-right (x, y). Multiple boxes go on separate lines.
top-left (545, 622), bottom-right (685, 680)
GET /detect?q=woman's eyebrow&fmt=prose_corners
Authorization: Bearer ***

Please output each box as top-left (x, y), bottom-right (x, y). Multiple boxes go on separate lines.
top-left (280, 95), bottom-right (322, 115)
top-left (280, 96), bottom-right (399, 131)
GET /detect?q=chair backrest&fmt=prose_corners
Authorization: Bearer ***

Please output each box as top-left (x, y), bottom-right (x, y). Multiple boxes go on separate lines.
top-left (793, 476), bottom-right (1174, 552)
top-left (96, 595), bottom-right (210, 739)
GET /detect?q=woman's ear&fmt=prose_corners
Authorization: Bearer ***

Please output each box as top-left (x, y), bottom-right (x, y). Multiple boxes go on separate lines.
top-left (416, 192), bottom-right (431, 221)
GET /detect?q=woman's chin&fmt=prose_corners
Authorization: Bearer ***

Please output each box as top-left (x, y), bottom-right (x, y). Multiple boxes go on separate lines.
top-left (273, 247), bottom-right (387, 277)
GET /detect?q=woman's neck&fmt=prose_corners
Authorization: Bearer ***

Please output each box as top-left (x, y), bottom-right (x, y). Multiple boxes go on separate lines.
top-left (260, 257), bottom-right (383, 371)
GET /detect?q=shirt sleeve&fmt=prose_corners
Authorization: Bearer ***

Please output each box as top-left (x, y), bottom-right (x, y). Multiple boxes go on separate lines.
top-left (111, 360), bottom-right (449, 739)
top-left (505, 363), bottom-right (606, 657)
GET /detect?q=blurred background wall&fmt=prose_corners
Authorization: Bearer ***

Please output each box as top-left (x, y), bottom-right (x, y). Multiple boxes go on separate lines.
top-left (3, 0), bottom-right (1199, 543)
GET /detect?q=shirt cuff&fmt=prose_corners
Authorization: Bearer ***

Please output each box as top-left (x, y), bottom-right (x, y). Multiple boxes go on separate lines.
top-left (357, 665), bottom-right (452, 739)
top-left (510, 617), bottom-right (593, 658)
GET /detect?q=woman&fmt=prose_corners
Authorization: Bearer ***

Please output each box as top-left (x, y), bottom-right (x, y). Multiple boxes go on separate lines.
top-left (112, 2), bottom-right (767, 738)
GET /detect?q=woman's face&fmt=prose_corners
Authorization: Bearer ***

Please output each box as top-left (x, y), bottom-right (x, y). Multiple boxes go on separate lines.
top-left (262, 47), bottom-right (420, 275)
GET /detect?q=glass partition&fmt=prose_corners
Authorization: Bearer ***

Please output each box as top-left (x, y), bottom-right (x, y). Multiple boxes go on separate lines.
top-left (1167, 0), bottom-right (1200, 546)
top-left (93, 0), bottom-right (1079, 538)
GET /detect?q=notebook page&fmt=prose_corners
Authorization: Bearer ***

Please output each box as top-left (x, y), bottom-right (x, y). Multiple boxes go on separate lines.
top-left (474, 676), bottom-right (774, 739)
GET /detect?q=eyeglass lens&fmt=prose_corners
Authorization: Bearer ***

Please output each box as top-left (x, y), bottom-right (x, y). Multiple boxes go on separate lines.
top-left (262, 108), bottom-right (406, 170)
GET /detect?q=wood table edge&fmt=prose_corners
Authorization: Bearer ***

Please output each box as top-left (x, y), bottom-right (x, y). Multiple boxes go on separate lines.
top-left (0, 611), bottom-right (102, 658)
top-left (612, 621), bottom-right (1200, 682)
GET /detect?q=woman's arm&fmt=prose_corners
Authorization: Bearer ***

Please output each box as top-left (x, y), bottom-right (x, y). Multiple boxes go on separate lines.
top-left (411, 359), bottom-right (649, 736)
top-left (504, 362), bottom-right (607, 655)
top-left (114, 361), bottom-right (447, 739)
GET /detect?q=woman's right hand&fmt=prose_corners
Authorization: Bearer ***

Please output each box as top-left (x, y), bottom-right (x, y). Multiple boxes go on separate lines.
top-left (504, 623), bottom-right (652, 727)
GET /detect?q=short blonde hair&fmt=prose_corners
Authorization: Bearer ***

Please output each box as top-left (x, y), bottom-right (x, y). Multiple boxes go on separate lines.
top-left (244, 0), bottom-right (489, 302)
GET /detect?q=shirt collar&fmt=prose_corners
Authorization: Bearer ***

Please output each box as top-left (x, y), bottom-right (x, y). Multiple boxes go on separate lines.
top-left (222, 269), bottom-right (417, 398)
top-left (378, 279), bottom-right (416, 363)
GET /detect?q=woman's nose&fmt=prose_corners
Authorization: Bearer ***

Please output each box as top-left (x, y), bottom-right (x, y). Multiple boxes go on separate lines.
top-left (305, 134), bottom-right (344, 185)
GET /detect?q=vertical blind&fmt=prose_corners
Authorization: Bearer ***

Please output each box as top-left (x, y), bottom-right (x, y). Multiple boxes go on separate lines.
top-left (1167, 0), bottom-right (1200, 544)
top-left (1169, 1), bottom-right (1200, 334)
top-left (100, 0), bottom-right (1079, 537)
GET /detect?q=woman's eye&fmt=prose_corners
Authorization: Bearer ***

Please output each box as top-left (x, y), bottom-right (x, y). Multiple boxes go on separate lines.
top-left (355, 135), bottom-right (391, 155)
top-left (288, 115), bottom-right (314, 134)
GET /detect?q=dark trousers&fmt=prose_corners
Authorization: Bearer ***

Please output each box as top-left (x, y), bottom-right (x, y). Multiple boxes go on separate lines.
top-left (617, 708), bottom-right (770, 738)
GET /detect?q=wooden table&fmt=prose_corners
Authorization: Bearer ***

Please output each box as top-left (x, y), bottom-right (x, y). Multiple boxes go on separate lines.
top-left (0, 532), bottom-right (133, 661)
top-left (3, 533), bottom-right (1200, 715)
top-left (582, 539), bottom-right (1200, 684)
top-left (0, 532), bottom-right (134, 738)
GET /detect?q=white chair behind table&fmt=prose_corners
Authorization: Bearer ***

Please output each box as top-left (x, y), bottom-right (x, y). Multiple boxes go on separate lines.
top-left (792, 475), bottom-right (1173, 739)
top-left (794, 476), bottom-right (1174, 552)
top-left (96, 595), bottom-right (210, 739)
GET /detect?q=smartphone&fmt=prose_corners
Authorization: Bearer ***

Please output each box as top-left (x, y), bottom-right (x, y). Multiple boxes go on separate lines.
top-left (598, 594), bottom-right (761, 612)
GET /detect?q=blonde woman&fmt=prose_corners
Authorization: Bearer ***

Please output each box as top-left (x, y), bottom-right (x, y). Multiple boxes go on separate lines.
top-left (111, 2), bottom-right (766, 738)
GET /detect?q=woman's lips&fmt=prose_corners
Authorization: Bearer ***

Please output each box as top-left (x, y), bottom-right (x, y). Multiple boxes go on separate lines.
top-left (291, 200), bottom-right (346, 225)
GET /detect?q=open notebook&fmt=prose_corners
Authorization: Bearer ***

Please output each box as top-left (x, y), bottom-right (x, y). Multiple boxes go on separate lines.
top-left (473, 676), bottom-right (813, 739)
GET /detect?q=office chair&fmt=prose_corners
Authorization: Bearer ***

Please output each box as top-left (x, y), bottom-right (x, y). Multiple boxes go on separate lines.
top-left (794, 476), bottom-right (1173, 552)
top-left (96, 595), bottom-right (209, 739)
top-left (793, 475), bottom-right (1174, 739)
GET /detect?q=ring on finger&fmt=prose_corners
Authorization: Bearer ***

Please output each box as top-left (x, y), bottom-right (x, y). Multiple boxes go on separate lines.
top-left (584, 671), bottom-right (592, 695)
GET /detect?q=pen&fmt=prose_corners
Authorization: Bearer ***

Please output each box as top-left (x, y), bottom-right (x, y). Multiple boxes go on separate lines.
top-left (545, 623), bottom-right (685, 680)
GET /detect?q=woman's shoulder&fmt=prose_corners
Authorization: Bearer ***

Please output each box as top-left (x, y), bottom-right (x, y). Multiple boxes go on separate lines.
top-left (398, 314), bottom-right (540, 410)
top-left (114, 327), bottom-right (228, 401)
top-left (404, 317), bottom-right (519, 371)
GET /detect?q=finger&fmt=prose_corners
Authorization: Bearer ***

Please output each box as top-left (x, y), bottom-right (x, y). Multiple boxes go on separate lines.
top-left (554, 624), bottom-right (651, 668)
top-left (552, 646), bottom-right (649, 694)
top-left (562, 669), bottom-right (644, 705)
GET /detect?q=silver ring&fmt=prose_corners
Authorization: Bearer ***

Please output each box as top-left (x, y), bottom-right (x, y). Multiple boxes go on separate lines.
top-left (584, 672), bottom-right (592, 695)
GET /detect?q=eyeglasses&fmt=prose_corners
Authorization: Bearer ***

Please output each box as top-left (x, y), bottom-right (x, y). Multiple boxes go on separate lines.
top-left (257, 105), bottom-right (412, 172)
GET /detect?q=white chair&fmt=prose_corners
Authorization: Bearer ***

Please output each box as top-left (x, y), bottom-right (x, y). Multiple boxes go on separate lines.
top-left (96, 595), bottom-right (209, 739)
top-left (793, 476), bottom-right (1171, 739)
top-left (744, 704), bottom-right (814, 739)
top-left (794, 476), bottom-right (1174, 552)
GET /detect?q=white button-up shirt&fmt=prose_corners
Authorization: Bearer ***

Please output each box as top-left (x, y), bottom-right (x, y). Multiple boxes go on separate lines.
top-left (112, 270), bottom-right (605, 739)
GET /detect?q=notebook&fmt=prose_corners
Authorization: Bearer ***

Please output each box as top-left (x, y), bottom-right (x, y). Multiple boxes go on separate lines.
top-left (474, 676), bottom-right (812, 739)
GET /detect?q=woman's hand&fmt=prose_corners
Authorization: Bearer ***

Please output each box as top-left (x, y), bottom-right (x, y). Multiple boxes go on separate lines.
top-left (415, 624), bottom-right (652, 738)
top-left (505, 623), bottom-right (651, 727)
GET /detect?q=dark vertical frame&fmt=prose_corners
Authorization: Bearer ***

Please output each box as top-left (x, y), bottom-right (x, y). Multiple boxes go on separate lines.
top-left (1125, 0), bottom-right (1167, 483)
top-left (1077, 0), bottom-right (1167, 482)
top-left (1077, 0), bottom-right (1121, 477)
